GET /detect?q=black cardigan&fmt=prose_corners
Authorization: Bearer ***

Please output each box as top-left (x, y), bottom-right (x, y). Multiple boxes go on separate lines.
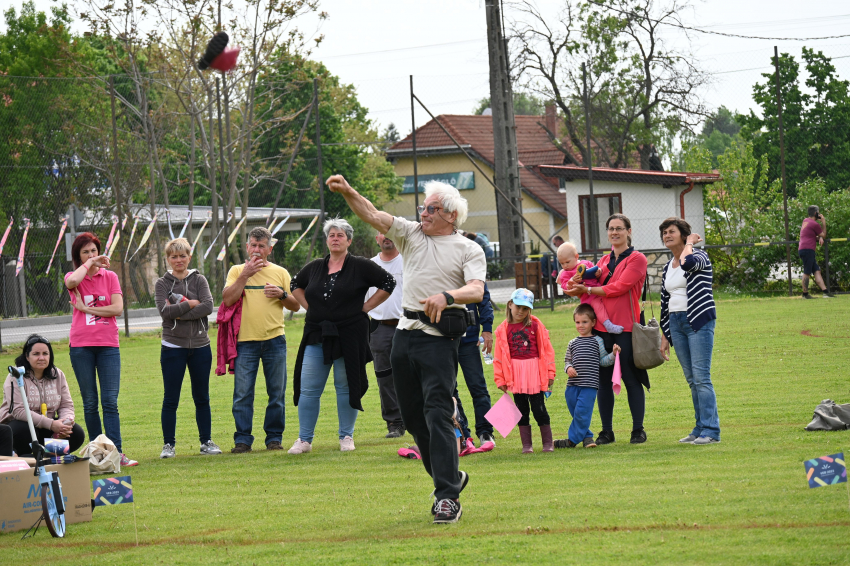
top-left (291, 253), bottom-right (395, 411)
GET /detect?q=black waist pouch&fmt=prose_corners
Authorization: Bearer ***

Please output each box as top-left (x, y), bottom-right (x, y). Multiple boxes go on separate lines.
top-left (404, 308), bottom-right (476, 339)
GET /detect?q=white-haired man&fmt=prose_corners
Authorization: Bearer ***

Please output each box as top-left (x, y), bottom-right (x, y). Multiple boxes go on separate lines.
top-left (326, 174), bottom-right (486, 524)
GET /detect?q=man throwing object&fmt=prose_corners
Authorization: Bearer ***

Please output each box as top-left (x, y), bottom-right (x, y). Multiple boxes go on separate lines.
top-left (326, 175), bottom-right (485, 524)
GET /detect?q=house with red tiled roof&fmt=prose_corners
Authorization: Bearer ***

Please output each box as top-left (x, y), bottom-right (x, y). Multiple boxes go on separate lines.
top-left (386, 113), bottom-right (721, 266)
top-left (385, 114), bottom-right (571, 252)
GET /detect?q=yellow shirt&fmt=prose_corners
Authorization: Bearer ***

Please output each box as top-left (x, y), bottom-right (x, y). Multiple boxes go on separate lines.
top-left (225, 262), bottom-right (292, 342)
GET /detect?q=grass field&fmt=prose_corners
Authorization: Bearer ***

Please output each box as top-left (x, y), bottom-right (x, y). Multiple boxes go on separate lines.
top-left (1, 295), bottom-right (849, 565)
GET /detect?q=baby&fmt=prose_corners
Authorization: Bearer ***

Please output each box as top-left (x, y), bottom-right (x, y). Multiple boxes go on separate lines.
top-left (556, 242), bottom-right (623, 334)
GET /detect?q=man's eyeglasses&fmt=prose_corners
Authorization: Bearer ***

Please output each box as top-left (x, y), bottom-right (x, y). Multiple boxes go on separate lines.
top-left (607, 226), bottom-right (627, 233)
top-left (417, 205), bottom-right (444, 215)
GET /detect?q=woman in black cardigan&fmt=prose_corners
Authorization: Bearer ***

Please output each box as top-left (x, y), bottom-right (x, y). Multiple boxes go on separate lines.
top-left (289, 217), bottom-right (395, 454)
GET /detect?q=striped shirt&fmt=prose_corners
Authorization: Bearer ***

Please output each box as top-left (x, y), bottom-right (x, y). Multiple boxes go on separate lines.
top-left (660, 248), bottom-right (717, 341)
top-left (564, 335), bottom-right (616, 389)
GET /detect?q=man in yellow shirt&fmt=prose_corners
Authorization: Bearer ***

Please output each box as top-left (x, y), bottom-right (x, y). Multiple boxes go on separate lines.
top-left (223, 227), bottom-right (301, 453)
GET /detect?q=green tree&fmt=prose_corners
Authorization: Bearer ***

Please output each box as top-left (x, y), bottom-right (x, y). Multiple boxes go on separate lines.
top-left (512, 0), bottom-right (708, 169)
top-left (252, 53), bottom-right (401, 269)
top-left (738, 48), bottom-right (850, 196)
top-left (472, 92), bottom-right (545, 115)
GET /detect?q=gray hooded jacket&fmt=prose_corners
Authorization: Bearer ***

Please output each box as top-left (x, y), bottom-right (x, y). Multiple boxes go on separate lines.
top-left (154, 269), bottom-right (214, 349)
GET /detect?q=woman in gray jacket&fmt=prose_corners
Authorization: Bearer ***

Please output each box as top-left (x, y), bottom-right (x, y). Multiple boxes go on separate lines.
top-left (155, 237), bottom-right (219, 459)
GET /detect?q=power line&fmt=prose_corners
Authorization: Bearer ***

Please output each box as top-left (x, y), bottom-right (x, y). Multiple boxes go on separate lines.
top-left (321, 39), bottom-right (482, 59)
top-left (586, 1), bottom-right (850, 41)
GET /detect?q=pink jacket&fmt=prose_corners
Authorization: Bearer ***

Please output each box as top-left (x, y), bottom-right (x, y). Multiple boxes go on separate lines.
top-left (493, 316), bottom-right (556, 391)
top-left (0, 368), bottom-right (75, 429)
top-left (216, 298), bottom-right (243, 375)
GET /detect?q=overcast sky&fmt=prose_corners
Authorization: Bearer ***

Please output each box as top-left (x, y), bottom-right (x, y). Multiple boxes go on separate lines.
top-left (8, 0), bottom-right (850, 137)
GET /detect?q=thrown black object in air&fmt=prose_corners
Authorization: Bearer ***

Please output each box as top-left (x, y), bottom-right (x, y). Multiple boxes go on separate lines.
top-left (198, 31), bottom-right (229, 71)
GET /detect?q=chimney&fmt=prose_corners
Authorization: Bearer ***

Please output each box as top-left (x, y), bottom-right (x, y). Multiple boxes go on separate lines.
top-left (544, 103), bottom-right (557, 135)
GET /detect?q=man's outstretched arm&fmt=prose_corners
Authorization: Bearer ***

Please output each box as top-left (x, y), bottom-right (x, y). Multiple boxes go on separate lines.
top-left (326, 175), bottom-right (393, 233)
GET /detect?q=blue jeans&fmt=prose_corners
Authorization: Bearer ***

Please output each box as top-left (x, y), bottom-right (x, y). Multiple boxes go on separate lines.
top-left (160, 345), bottom-right (212, 446)
top-left (456, 340), bottom-right (494, 438)
top-left (297, 344), bottom-right (359, 443)
top-left (69, 346), bottom-right (122, 452)
top-left (232, 336), bottom-right (287, 447)
top-left (669, 312), bottom-right (720, 440)
top-left (566, 385), bottom-right (597, 444)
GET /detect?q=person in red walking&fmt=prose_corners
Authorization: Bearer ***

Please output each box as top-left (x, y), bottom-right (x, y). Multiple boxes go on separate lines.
top-left (798, 206), bottom-right (834, 299)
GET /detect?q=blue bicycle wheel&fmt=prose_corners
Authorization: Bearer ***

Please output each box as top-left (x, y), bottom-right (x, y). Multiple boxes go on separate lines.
top-left (41, 472), bottom-right (66, 538)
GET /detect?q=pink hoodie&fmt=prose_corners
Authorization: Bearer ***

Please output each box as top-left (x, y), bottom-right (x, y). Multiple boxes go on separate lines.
top-left (0, 368), bottom-right (75, 430)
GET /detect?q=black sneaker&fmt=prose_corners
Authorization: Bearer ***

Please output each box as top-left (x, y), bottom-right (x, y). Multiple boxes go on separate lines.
top-left (433, 499), bottom-right (462, 524)
top-left (630, 429), bottom-right (647, 444)
top-left (582, 437), bottom-right (597, 448)
top-left (595, 430), bottom-right (615, 445)
top-left (479, 432), bottom-right (496, 447)
top-left (802, 293), bottom-right (813, 299)
top-left (385, 423), bottom-right (405, 438)
top-left (554, 438), bottom-right (577, 448)
top-left (432, 471), bottom-right (469, 514)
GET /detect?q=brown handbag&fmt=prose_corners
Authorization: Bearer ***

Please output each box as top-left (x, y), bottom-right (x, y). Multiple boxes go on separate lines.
top-left (630, 279), bottom-right (666, 370)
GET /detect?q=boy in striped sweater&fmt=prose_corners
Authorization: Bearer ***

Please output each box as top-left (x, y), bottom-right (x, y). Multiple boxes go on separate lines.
top-left (555, 304), bottom-right (620, 448)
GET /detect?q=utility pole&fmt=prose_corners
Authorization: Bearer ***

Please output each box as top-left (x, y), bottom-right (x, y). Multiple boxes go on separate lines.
top-left (773, 46), bottom-right (793, 297)
top-left (485, 0), bottom-right (523, 270)
top-left (582, 63), bottom-right (598, 261)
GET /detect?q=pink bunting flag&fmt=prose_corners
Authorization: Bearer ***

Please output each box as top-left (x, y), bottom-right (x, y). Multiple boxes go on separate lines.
top-left (124, 215), bottom-right (140, 262)
top-left (484, 393), bottom-right (523, 439)
top-left (103, 215), bottom-right (119, 256)
top-left (45, 217), bottom-right (69, 274)
top-left (15, 219), bottom-right (31, 276)
top-left (204, 212), bottom-right (233, 259)
top-left (612, 351), bottom-right (622, 396)
top-left (0, 217), bottom-right (12, 255)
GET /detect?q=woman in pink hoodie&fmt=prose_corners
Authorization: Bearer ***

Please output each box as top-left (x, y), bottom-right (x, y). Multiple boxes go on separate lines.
top-left (0, 335), bottom-right (84, 456)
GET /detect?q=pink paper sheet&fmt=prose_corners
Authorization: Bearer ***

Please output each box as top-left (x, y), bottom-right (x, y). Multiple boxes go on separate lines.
top-left (484, 393), bottom-right (523, 439)
top-left (612, 351), bottom-right (622, 395)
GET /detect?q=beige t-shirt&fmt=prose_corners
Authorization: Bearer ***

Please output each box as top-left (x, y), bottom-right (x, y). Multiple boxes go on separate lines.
top-left (225, 262), bottom-right (291, 342)
top-left (385, 216), bottom-right (487, 336)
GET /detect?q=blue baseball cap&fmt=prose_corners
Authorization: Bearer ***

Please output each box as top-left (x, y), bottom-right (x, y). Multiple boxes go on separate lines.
top-left (510, 288), bottom-right (535, 309)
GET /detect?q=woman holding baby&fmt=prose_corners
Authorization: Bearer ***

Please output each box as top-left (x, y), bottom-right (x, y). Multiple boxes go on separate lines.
top-left (561, 213), bottom-right (649, 445)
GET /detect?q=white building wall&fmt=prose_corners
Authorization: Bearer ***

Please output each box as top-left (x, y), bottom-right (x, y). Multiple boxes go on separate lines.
top-left (563, 180), bottom-right (706, 254)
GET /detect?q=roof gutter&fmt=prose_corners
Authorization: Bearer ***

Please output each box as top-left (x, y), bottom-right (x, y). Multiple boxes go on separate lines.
top-left (680, 179), bottom-right (695, 219)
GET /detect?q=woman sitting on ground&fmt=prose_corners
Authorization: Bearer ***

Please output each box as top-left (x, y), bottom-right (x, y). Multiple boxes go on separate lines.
top-left (288, 217), bottom-right (395, 454)
top-left (0, 335), bottom-right (85, 456)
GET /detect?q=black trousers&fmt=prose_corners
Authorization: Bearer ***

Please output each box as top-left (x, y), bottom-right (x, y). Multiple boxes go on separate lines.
top-left (8, 420), bottom-right (86, 456)
top-left (391, 329), bottom-right (463, 501)
top-left (514, 392), bottom-right (550, 426)
top-left (0, 423), bottom-right (12, 457)
top-left (595, 330), bottom-right (647, 432)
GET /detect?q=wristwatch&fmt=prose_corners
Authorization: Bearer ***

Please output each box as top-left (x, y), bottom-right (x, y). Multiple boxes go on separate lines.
top-left (442, 291), bottom-right (455, 305)
top-left (279, 290), bottom-right (288, 301)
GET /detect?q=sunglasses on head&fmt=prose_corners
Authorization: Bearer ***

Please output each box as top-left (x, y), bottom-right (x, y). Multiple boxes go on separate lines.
top-left (27, 335), bottom-right (50, 346)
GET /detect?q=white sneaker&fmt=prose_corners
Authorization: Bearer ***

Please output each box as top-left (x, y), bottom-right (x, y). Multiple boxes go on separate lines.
top-left (288, 439), bottom-right (312, 454)
top-left (340, 436), bottom-right (355, 452)
top-left (160, 444), bottom-right (175, 459)
top-left (200, 440), bottom-right (222, 455)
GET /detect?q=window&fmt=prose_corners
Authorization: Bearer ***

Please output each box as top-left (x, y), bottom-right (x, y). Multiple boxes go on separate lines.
top-left (579, 193), bottom-right (622, 252)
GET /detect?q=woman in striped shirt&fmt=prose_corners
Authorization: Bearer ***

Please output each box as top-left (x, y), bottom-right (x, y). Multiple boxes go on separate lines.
top-left (659, 218), bottom-right (720, 445)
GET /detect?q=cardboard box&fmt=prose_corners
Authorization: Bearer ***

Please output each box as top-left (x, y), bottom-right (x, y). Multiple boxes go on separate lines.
top-left (0, 459), bottom-right (92, 534)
